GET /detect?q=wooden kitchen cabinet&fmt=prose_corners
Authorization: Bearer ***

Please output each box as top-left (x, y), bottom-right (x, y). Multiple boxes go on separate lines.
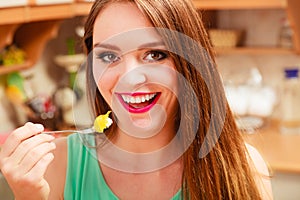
top-left (0, 2), bottom-right (93, 75)
top-left (286, 0), bottom-right (300, 54)
top-left (193, 0), bottom-right (286, 10)
top-left (0, 21), bottom-right (61, 74)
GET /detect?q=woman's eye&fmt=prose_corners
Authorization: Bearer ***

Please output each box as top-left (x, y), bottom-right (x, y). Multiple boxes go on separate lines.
top-left (144, 50), bottom-right (168, 62)
top-left (97, 52), bottom-right (120, 64)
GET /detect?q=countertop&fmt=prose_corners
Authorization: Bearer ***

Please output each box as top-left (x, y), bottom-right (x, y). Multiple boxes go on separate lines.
top-left (243, 120), bottom-right (300, 173)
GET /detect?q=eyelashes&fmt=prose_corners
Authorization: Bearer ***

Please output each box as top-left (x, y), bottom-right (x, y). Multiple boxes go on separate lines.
top-left (95, 49), bottom-right (170, 65)
top-left (143, 50), bottom-right (168, 62)
top-left (96, 51), bottom-right (120, 64)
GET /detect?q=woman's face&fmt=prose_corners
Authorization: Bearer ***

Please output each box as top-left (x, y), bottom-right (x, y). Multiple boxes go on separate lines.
top-left (92, 2), bottom-right (178, 137)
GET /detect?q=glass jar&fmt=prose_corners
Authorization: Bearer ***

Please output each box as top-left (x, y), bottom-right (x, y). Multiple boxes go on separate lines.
top-left (280, 67), bottom-right (300, 134)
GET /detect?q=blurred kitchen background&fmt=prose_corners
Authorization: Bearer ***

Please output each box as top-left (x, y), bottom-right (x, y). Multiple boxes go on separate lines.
top-left (1, 1), bottom-right (300, 199)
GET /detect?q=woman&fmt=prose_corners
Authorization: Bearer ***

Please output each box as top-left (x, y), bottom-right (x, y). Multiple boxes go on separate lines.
top-left (0, 0), bottom-right (272, 199)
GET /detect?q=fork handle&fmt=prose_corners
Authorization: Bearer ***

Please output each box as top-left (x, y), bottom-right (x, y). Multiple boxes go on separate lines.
top-left (43, 127), bottom-right (95, 135)
top-left (43, 130), bottom-right (77, 135)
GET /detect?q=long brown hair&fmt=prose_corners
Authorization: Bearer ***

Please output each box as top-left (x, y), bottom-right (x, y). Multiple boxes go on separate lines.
top-left (83, 0), bottom-right (263, 199)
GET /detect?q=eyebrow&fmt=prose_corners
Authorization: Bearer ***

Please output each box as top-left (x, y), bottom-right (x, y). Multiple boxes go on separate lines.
top-left (138, 41), bottom-right (165, 48)
top-left (93, 43), bottom-right (121, 51)
top-left (93, 41), bottom-right (165, 50)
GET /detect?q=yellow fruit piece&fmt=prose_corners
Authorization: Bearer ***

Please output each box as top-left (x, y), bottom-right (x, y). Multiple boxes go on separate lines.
top-left (93, 111), bottom-right (113, 133)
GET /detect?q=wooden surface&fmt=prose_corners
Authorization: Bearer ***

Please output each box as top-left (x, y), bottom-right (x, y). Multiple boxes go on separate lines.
top-left (286, 0), bottom-right (300, 54)
top-left (0, 2), bottom-right (93, 25)
top-left (243, 120), bottom-right (300, 173)
top-left (0, 0), bottom-right (287, 25)
top-left (193, 0), bottom-right (286, 10)
top-left (0, 21), bottom-right (61, 75)
top-left (214, 47), bottom-right (294, 55)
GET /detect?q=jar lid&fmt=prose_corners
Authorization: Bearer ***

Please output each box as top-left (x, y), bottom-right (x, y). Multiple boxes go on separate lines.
top-left (284, 68), bottom-right (299, 78)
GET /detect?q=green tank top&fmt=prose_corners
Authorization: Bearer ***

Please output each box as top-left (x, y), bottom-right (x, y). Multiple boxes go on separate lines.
top-left (64, 133), bottom-right (182, 199)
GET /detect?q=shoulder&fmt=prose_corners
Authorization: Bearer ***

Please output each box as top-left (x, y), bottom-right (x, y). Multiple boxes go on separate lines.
top-left (245, 143), bottom-right (273, 200)
top-left (245, 143), bottom-right (269, 176)
top-left (45, 136), bottom-right (68, 200)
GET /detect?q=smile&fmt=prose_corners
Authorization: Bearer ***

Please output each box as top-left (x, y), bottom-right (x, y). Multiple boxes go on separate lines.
top-left (117, 92), bottom-right (161, 113)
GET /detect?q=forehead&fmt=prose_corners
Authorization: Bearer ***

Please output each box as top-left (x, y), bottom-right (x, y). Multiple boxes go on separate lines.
top-left (93, 2), bottom-right (163, 49)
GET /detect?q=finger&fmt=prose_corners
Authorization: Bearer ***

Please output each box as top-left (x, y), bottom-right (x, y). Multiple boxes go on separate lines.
top-left (0, 134), bottom-right (54, 181)
top-left (9, 134), bottom-right (55, 166)
top-left (0, 123), bottom-right (44, 157)
top-left (8, 153), bottom-right (54, 196)
top-left (17, 142), bottom-right (56, 174)
top-left (25, 152), bottom-right (55, 183)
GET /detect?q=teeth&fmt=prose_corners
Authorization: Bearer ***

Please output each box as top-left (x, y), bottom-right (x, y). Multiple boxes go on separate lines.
top-left (130, 96), bottom-right (136, 103)
top-left (135, 97), bottom-right (141, 103)
top-left (121, 93), bottom-right (157, 104)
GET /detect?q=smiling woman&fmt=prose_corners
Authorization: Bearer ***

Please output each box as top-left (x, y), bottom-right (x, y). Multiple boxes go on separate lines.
top-left (0, 0), bottom-right (272, 200)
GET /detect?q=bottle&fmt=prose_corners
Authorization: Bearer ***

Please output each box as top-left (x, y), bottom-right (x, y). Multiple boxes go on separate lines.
top-left (278, 18), bottom-right (293, 48)
top-left (280, 67), bottom-right (300, 134)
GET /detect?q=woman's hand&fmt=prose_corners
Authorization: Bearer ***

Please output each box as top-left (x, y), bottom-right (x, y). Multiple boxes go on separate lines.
top-left (0, 122), bottom-right (56, 200)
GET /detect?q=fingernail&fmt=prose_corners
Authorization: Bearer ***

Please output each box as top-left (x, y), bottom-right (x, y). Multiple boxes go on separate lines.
top-left (34, 124), bottom-right (44, 132)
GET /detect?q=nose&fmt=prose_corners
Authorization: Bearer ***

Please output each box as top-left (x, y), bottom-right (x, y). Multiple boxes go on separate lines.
top-left (120, 56), bottom-right (147, 86)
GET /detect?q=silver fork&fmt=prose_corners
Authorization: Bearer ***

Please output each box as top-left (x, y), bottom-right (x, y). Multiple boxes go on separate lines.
top-left (43, 127), bottom-right (98, 135)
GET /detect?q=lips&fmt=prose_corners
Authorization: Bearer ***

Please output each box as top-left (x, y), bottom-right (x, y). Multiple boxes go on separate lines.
top-left (117, 92), bottom-right (161, 113)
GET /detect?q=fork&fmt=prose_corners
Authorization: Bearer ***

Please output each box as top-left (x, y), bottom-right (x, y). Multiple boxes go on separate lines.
top-left (43, 127), bottom-right (99, 135)
top-left (43, 111), bottom-right (112, 135)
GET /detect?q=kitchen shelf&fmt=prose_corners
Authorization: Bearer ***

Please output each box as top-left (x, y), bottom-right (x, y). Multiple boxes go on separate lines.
top-left (72, 2), bottom-right (94, 16)
top-left (0, 20), bottom-right (61, 75)
top-left (194, 0), bottom-right (300, 54)
top-left (214, 47), bottom-right (294, 55)
top-left (0, 1), bottom-right (286, 25)
top-left (193, 0), bottom-right (287, 10)
top-left (0, 2), bottom-right (93, 76)
top-left (0, 24), bottom-right (19, 49)
top-left (0, 2), bottom-right (93, 25)
top-left (0, 61), bottom-right (32, 75)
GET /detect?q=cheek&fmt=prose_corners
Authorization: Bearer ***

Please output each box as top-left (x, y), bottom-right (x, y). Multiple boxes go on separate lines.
top-left (93, 57), bottom-right (121, 92)
top-left (150, 64), bottom-right (178, 94)
top-left (96, 70), bottom-right (119, 101)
